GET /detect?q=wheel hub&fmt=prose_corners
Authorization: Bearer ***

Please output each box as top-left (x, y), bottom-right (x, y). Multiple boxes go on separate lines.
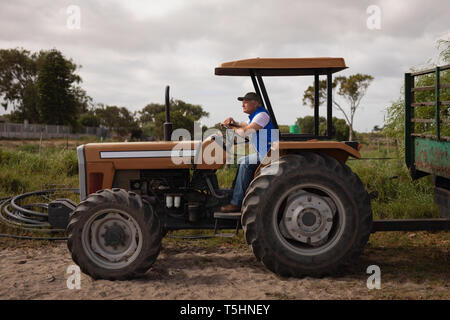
top-left (88, 212), bottom-right (138, 263)
top-left (298, 209), bottom-right (321, 231)
top-left (280, 191), bottom-right (336, 246)
top-left (102, 222), bottom-right (128, 249)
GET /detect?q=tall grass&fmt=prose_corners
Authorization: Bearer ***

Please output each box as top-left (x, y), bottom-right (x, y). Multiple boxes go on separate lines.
top-left (348, 149), bottom-right (438, 219)
top-left (0, 146), bottom-right (78, 197)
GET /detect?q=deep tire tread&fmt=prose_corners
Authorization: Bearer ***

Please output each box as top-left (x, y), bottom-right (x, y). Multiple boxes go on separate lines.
top-left (67, 188), bottom-right (162, 280)
top-left (241, 152), bottom-right (373, 278)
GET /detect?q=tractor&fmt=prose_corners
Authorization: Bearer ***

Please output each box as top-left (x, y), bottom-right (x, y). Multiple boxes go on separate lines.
top-left (67, 58), bottom-right (374, 280)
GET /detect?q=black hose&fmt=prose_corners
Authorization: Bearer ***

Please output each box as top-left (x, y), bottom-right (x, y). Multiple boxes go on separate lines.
top-left (0, 234), bottom-right (68, 241)
top-left (348, 157), bottom-right (396, 160)
top-left (1, 189), bottom-right (235, 241)
top-left (0, 189), bottom-right (79, 241)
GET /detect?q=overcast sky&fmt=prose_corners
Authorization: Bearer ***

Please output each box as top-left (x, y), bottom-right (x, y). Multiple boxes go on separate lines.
top-left (1, 0), bottom-right (449, 132)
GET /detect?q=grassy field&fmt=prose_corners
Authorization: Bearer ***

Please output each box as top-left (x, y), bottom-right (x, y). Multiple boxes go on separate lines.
top-left (347, 149), bottom-right (439, 220)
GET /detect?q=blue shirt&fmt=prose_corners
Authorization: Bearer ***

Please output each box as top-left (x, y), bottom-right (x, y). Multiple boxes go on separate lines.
top-left (247, 106), bottom-right (276, 157)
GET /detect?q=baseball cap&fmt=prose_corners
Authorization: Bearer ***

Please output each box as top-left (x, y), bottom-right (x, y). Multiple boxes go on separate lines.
top-left (237, 92), bottom-right (261, 102)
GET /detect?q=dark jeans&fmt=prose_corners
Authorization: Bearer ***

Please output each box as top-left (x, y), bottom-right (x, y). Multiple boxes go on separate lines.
top-left (230, 153), bottom-right (261, 207)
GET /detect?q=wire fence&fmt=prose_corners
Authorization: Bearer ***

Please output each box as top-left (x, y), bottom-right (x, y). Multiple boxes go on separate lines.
top-left (0, 122), bottom-right (109, 139)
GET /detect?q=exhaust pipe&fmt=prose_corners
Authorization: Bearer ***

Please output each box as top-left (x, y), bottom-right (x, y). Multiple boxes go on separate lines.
top-left (164, 85), bottom-right (173, 141)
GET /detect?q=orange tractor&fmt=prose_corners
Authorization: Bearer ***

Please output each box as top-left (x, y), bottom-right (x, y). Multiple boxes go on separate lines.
top-left (68, 58), bottom-right (373, 280)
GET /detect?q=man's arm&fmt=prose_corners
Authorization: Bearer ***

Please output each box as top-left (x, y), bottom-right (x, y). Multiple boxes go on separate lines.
top-left (221, 118), bottom-right (247, 128)
top-left (234, 112), bottom-right (270, 136)
top-left (234, 122), bottom-right (263, 136)
top-left (232, 121), bottom-right (251, 128)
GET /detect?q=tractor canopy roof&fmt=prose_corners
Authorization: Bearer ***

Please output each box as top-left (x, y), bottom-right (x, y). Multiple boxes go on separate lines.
top-left (215, 57), bottom-right (347, 76)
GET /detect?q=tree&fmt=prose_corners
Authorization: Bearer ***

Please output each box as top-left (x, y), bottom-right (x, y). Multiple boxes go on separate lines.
top-left (303, 74), bottom-right (374, 141)
top-left (0, 48), bottom-right (39, 121)
top-left (319, 117), bottom-right (350, 141)
top-left (139, 99), bottom-right (209, 140)
top-left (77, 110), bottom-right (101, 128)
top-left (372, 125), bottom-right (382, 132)
top-left (295, 115), bottom-right (326, 134)
top-left (72, 86), bottom-right (93, 115)
top-left (37, 50), bottom-right (81, 125)
top-left (94, 104), bottom-right (139, 137)
top-left (296, 115), bottom-right (349, 141)
top-left (141, 121), bottom-right (157, 140)
top-left (302, 80), bottom-right (335, 109)
top-left (0, 48), bottom-right (91, 125)
top-left (438, 39), bottom-right (450, 63)
top-left (139, 103), bottom-right (166, 123)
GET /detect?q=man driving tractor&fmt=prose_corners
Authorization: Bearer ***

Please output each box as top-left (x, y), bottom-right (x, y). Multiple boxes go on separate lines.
top-left (220, 92), bottom-right (275, 213)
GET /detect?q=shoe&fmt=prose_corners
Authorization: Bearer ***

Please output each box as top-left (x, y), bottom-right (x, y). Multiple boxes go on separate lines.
top-left (220, 203), bottom-right (241, 213)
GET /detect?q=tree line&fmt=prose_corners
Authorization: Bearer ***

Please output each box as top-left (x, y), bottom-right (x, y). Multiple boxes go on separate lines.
top-left (80, 100), bottom-right (209, 140)
top-left (0, 48), bottom-right (91, 127)
top-left (1, 47), bottom-right (377, 141)
top-left (0, 48), bottom-right (209, 140)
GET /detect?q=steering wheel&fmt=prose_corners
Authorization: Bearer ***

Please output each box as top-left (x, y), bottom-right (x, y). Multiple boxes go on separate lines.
top-left (212, 123), bottom-right (234, 152)
top-left (207, 123), bottom-right (247, 154)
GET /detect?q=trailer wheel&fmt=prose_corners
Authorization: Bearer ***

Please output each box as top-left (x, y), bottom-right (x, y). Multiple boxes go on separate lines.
top-left (67, 188), bottom-right (161, 280)
top-left (241, 153), bottom-right (372, 277)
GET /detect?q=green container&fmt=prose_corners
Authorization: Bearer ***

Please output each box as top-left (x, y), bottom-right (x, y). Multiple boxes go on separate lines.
top-left (289, 124), bottom-right (300, 134)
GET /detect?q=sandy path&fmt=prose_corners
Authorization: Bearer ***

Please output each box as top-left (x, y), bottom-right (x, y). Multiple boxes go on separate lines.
top-left (0, 240), bottom-right (448, 300)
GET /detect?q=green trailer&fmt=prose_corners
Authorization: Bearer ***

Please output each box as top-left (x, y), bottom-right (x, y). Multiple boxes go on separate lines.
top-left (371, 64), bottom-right (450, 232)
top-left (405, 64), bottom-right (450, 219)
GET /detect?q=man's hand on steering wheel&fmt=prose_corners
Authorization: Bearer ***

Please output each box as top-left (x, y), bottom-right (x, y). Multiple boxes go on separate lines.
top-left (219, 122), bottom-right (235, 145)
top-left (219, 118), bottom-right (249, 149)
top-left (221, 117), bottom-right (242, 129)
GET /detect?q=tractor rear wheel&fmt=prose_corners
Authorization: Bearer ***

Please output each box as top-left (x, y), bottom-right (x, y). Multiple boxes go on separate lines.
top-left (67, 188), bottom-right (161, 280)
top-left (241, 153), bottom-right (372, 277)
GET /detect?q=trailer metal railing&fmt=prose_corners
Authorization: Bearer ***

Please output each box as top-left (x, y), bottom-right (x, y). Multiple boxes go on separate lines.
top-left (404, 64), bottom-right (450, 180)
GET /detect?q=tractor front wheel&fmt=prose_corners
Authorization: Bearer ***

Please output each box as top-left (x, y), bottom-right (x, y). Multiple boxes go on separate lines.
top-left (67, 188), bottom-right (162, 280)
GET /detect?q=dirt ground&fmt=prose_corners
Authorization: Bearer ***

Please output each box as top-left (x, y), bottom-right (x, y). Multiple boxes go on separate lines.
top-left (0, 231), bottom-right (448, 300)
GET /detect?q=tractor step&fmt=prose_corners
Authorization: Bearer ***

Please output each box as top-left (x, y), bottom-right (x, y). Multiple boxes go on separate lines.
top-left (213, 212), bottom-right (242, 237)
top-left (213, 212), bottom-right (242, 220)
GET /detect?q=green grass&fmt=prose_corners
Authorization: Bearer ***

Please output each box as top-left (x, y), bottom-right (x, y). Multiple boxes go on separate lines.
top-left (216, 165), bottom-right (237, 189)
top-left (348, 148), bottom-right (439, 219)
top-left (0, 147), bottom-right (78, 197)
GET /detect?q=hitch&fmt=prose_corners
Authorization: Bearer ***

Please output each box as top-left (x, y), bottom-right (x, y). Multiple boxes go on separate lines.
top-left (48, 199), bottom-right (77, 229)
